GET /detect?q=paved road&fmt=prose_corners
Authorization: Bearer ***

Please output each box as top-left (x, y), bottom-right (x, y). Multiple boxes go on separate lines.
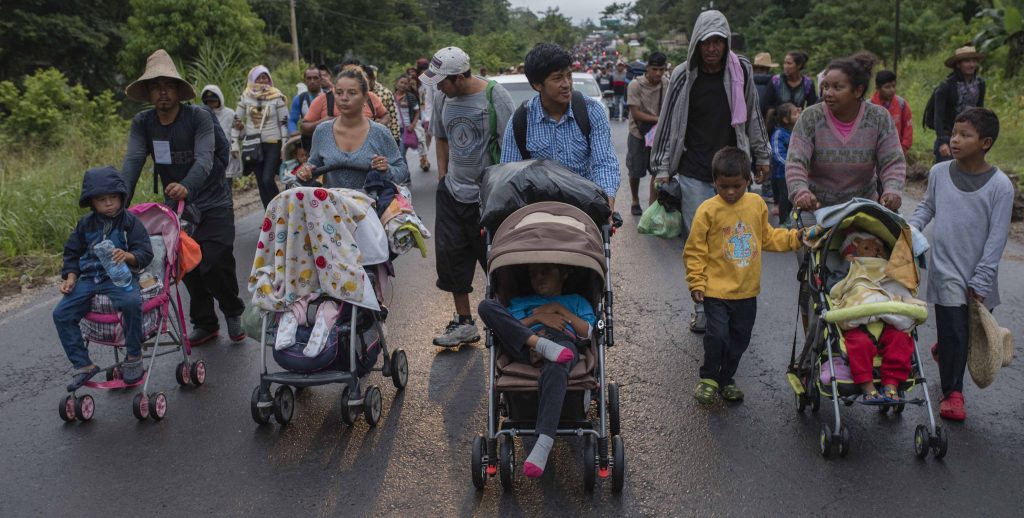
top-left (1, 121), bottom-right (1022, 516)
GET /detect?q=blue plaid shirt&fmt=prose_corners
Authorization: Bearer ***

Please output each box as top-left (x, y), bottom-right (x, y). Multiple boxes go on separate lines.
top-left (500, 95), bottom-right (621, 199)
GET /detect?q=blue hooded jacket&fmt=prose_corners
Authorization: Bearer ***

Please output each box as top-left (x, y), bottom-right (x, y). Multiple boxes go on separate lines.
top-left (61, 166), bottom-right (154, 281)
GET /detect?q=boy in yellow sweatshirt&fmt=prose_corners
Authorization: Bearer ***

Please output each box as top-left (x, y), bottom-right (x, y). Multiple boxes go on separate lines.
top-left (684, 147), bottom-right (806, 404)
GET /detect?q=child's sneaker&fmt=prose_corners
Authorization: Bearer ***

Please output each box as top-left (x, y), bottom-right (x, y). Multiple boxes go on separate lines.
top-left (720, 384), bottom-right (744, 402)
top-left (67, 365), bottom-right (101, 392)
top-left (226, 315), bottom-right (246, 343)
top-left (694, 379), bottom-right (719, 404)
top-left (939, 391), bottom-right (966, 421)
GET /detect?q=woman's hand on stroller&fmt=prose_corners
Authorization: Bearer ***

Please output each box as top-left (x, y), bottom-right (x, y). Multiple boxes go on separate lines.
top-left (690, 290), bottom-right (704, 303)
top-left (793, 190), bottom-right (819, 211)
top-left (880, 192), bottom-right (902, 211)
top-left (295, 163), bottom-right (314, 183)
top-left (371, 154), bottom-right (389, 172)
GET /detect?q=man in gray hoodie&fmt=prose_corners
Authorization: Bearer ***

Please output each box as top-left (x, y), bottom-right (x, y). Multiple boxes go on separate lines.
top-left (649, 10), bottom-right (770, 333)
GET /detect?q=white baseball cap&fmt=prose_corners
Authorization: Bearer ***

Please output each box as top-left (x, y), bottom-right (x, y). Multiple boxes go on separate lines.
top-left (700, 31), bottom-right (728, 42)
top-left (419, 47), bottom-right (471, 86)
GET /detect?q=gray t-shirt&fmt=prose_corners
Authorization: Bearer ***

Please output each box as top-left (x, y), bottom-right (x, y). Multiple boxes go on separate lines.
top-left (433, 80), bottom-right (515, 203)
top-left (949, 160), bottom-right (997, 193)
top-left (909, 160), bottom-right (1014, 307)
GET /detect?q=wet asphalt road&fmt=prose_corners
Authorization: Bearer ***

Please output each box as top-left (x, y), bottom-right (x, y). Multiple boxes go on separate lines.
top-left (1, 122), bottom-right (1023, 517)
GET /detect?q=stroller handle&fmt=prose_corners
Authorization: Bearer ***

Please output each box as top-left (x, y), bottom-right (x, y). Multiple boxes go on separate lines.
top-left (299, 160), bottom-right (373, 187)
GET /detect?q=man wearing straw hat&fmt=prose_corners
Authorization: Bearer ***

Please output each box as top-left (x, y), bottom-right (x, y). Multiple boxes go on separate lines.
top-left (932, 45), bottom-right (986, 163)
top-left (121, 49), bottom-right (247, 346)
top-left (751, 52), bottom-right (778, 118)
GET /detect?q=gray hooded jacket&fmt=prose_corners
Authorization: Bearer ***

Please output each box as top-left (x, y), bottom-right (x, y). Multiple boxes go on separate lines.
top-left (649, 10), bottom-right (770, 179)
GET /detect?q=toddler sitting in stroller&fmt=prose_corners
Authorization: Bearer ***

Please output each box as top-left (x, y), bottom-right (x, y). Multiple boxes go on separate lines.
top-left (478, 263), bottom-right (596, 478)
top-left (830, 231), bottom-right (921, 403)
top-left (53, 167), bottom-right (153, 391)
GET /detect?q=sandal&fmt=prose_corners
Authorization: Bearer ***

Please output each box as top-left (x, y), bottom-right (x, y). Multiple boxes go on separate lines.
top-left (694, 379), bottom-right (719, 404)
top-left (720, 384), bottom-right (745, 402)
top-left (861, 390), bottom-right (892, 405)
top-left (67, 365), bottom-right (101, 392)
top-left (882, 386), bottom-right (900, 402)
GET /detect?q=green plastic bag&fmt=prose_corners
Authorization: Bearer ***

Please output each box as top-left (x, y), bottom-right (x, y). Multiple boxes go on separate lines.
top-left (637, 201), bottom-right (682, 238)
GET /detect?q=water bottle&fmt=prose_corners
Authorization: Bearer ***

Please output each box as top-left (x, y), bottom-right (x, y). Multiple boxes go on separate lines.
top-left (93, 239), bottom-right (133, 290)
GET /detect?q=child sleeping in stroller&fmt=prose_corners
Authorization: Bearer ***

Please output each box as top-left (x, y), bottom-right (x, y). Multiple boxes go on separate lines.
top-left (830, 231), bottom-right (923, 403)
top-left (478, 263), bottom-right (596, 479)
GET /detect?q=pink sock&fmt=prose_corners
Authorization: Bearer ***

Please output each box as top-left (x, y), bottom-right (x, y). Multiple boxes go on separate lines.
top-left (556, 348), bottom-right (575, 364)
top-left (523, 462), bottom-right (544, 478)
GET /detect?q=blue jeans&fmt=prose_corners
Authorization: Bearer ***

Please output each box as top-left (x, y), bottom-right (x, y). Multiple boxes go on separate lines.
top-left (53, 277), bottom-right (142, 369)
top-left (677, 175), bottom-right (718, 239)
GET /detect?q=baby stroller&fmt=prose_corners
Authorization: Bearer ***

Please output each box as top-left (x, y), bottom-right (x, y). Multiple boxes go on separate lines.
top-left (247, 185), bottom-right (408, 428)
top-left (61, 201), bottom-right (203, 423)
top-left (787, 199), bottom-right (948, 459)
top-left (469, 160), bottom-right (624, 493)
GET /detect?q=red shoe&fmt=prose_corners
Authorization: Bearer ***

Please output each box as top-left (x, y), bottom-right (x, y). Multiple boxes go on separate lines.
top-left (939, 391), bottom-right (966, 421)
top-left (931, 342), bottom-right (939, 363)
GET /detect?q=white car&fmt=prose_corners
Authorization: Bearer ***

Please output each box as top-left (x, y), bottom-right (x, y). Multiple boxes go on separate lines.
top-left (487, 73), bottom-right (610, 120)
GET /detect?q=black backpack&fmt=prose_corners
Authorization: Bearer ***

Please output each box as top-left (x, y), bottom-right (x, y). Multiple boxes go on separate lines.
top-left (922, 84), bottom-right (940, 130)
top-left (512, 90), bottom-right (591, 159)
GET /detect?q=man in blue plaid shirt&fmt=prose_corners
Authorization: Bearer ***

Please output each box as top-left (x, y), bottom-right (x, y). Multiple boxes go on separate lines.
top-left (500, 43), bottom-right (621, 210)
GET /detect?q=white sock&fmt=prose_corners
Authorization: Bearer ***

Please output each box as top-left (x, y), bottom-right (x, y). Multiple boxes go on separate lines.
top-left (534, 337), bottom-right (571, 364)
top-left (524, 434), bottom-right (554, 472)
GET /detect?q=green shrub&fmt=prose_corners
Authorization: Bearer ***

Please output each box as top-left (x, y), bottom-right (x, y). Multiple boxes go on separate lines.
top-left (0, 68), bottom-right (123, 146)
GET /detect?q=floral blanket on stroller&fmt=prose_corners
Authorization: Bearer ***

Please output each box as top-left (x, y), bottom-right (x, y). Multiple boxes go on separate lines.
top-left (249, 187), bottom-right (381, 312)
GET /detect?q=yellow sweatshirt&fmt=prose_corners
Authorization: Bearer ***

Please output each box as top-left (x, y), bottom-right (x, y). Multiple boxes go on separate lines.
top-left (684, 192), bottom-right (800, 300)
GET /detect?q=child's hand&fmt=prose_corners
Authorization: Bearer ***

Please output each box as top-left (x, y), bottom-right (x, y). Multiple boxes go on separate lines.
top-left (532, 312), bottom-right (569, 333)
top-left (690, 290), bottom-right (704, 303)
top-left (60, 274), bottom-right (78, 294)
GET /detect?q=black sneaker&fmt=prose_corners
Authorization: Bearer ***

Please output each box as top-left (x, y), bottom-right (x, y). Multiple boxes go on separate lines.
top-left (188, 327), bottom-right (219, 346)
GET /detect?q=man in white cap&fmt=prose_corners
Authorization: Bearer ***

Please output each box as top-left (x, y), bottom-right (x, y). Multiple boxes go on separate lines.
top-left (420, 46), bottom-right (516, 348)
top-left (649, 10), bottom-right (770, 333)
top-left (121, 49), bottom-right (246, 345)
top-left (932, 45), bottom-right (986, 163)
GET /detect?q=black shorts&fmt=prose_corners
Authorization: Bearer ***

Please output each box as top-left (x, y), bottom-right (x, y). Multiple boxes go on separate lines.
top-left (626, 133), bottom-right (651, 179)
top-left (435, 180), bottom-right (486, 294)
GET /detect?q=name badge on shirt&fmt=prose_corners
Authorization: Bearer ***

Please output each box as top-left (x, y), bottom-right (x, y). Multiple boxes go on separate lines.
top-left (153, 140), bottom-right (172, 165)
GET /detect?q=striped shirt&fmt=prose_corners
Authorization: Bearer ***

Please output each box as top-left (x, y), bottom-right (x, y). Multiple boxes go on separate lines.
top-left (500, 95), bottom-right (620, 199)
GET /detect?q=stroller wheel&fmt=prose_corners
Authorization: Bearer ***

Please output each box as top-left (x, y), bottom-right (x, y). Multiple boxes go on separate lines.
top-left (390, 349), bottom-right (409, 391)
top-left (471, 434), bottom-right (487, 490)
top-left (932, 426), bottom-right (949, 459)
top-left (250, 386), bottom-right (272, 425)
top-left (611, 435), bottom-right (625, 493)
top-left (132, 393), bottom-right (150, 420)
top-left (363, 385), bottom-right (382, 426)
top-left (582, 434), bottom-right (597, 491)
top-left (894, 390), bottom-right (906, 414)
top-left (795, 393), bottom-right (808, 413)
top-left (273, 386), bottom-right (294, 425)
top-left (340, 386), bottom-right (359, 426)
top-left (608, 382), bottom-right (621, 436)
top-left (914, 424), bottom-right (930, 459)
top-left (59, 395), bottom-right (76, 422)
top-left (74, 394), bottom-right (95, 422)
top-left (499, 435), bottom-right (516, 491)
top-left (149, 392), bottom-right (167, 421)
top-left (175, 361), bottom-right (191, 386)
top-left (818, 423), bottom-right (833, 458)
top-left (809, 384), bottom-right (821, 413)
top-left (837, 424), bottom-right (851, 457)
top-left (190, 360), bottom-right (206, 387)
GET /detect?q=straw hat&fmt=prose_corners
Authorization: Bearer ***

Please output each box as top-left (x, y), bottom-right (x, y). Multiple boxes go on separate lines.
top-left (967, 299), bottom-right (1013, 389)
top-left (753, 52), bottom-right (779, 69)
top-left (944, 45), bottom-right (985, 68)
top-left (125, 49), bottom-right (196, 103)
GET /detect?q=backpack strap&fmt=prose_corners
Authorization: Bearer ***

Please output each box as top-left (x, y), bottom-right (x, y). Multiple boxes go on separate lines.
top-left (571, 90), bottom-right (591, 146)
top-left (512, 102), bottom-right (530, 159)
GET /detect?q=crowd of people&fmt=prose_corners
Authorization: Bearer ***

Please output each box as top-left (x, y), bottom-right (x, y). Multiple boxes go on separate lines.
top-left (50, 8), bottom-right (1011, 482)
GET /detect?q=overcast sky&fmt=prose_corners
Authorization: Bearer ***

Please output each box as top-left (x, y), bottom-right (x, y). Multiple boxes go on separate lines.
top-left (509, 0), bottom-right (617, 24)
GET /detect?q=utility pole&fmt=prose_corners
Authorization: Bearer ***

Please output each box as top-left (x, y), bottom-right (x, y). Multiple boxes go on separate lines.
top-left (289, 0), bottom-right (300, 63)
top-left (894, 0), bottom-right (901, 74)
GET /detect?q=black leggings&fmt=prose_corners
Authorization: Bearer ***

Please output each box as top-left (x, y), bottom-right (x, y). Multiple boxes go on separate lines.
top-left (250, 142), bottom-right (281, 208)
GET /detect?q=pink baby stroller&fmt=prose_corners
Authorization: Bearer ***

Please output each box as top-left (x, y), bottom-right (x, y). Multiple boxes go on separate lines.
top-left (59, 202), bottom-right (205, 423)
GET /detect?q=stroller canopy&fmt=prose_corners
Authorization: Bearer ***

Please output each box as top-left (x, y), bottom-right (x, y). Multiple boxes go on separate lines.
top-left (479, 159), bottom-right (612, 233)
top-left (488, 201), bottom-right (606, 280)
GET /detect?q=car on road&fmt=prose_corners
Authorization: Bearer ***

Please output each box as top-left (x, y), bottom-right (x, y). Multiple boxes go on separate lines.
top-left (487, 73), bottom-right (610, 120)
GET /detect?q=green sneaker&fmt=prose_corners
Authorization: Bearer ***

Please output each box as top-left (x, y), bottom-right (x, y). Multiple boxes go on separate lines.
top-left (720, 384), bottom-right (745, 402)
top-left (694, 379), bottom-right (719, 404)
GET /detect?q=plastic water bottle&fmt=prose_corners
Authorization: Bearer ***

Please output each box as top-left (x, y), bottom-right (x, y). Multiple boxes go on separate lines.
top-left (93, 239), bottom-right (133, 289)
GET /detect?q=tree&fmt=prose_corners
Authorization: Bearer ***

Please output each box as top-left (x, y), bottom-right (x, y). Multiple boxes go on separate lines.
top-left (119, 0), bottom-right (266, 77)
top-left (973, 0), bottom-right (1024, 77)
top-left (0, 0), bottom-right (130, 92)
top-left (533, 8), bottom-right (583, 50)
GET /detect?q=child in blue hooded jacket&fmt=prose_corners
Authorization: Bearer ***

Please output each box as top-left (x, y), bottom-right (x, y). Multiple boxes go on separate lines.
top-left (53, 166), bottom-right (153, 391)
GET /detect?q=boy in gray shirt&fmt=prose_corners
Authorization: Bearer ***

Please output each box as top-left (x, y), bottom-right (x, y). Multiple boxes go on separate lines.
top-left (909, 107), bottom-right (1012, 422)
top-left (420, 46), bottom-right (515, 347)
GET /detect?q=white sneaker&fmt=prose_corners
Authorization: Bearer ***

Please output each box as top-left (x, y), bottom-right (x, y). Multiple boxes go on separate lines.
top-left (433, 319), bottom-right (481, 347)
